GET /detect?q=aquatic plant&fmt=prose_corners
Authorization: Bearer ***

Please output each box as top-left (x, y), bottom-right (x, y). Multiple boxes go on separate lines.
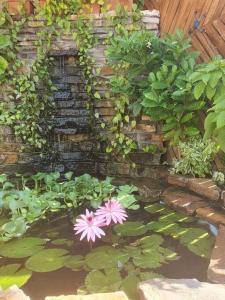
top-left (95, 199), bottom-right (128, 226)
top-left (74, 209), bottom-right (105, 243)
top-left (0, 172), bottom-right (138, 241)
top-left (74, 200), bottom-right (128, 243)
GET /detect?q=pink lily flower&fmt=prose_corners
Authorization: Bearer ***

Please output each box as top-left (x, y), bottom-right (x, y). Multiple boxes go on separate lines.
top-left (74, 209), bottom-right (105, 242)
top-left (95, 199), bottom-right (128, 226)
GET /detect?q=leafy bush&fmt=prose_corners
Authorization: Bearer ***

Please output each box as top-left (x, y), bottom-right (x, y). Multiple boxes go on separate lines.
top-left (107, 29), bottom-right (202, 145)
top-left (212, 171), bottom-right (225, 186)
top-left (190, 57), bottom-right (225, 152)
top-left (0, 172), bottom-right (139, 241)
top-left (170, 138), bottom-right (218, 177)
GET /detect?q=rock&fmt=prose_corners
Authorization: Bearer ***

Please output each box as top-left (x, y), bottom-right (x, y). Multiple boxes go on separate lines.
top-left (208, 225), bottom-right (225, 283)
top-left (139, 278), bottom-right (225, 300)
top-left (163, 187), bottom-right (209, 215)
top-left (0, 285), bottom-right (30, 300)
top-left (196, 207), bottom-right (225, 225)
top-left (45, 291), bottom-right (129, 300)
top-left (168, 175), bottom-right (221, 202)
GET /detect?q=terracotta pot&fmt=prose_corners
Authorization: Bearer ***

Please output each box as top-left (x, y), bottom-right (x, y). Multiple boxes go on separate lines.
top-left (108, 0), bottom-right (133, 11)
top-left (39, 0), bottom-right (46, 6)
top-left (7, 0), bottom-right (33, 16)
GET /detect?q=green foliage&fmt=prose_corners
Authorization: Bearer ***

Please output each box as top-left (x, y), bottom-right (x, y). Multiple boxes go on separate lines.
top-left (25, 248), bottom-right (69, 272)
top-left (190, 58), bottom-right (225, 152)
top-left (106, 28), bottom-right (203, 149)
top-left (0, 172), bottom-right (138, 240)
top-left (170, 138), bottom-right (218, 177)
top-left (212, 171), bottom-right (225, 185)
top-left (114, 221), bottom-right (148, 236)
top-left (0, 237), bottom-right (46, 258)
top-left (0, 264), bottom-right (32, 290)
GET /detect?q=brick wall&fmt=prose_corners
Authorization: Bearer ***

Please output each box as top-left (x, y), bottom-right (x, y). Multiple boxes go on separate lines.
top-left (0, 10), bottom-right (164, 178)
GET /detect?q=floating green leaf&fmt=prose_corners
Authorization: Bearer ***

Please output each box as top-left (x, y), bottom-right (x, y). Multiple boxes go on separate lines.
top-left (0, 237), bottom-right (47, 258)
top-left (85, 269), bottom-right (122, 293)
top-left (159, 212), bottom-right (195, 223)
top-left (147, 220), bottom-right (181, 235)
top-left (0, 264), bottom-right (32, 290)
top-left (64, 255), bottom-right (84, 271)
top-left (144, 204), bottom-right (172, 215)
top-left (85, 246), bottom-right (129, 270)
top-left (138, 235), bottom-right (164, 249)
top-left (122, 274), bottom-right (139, 300)
top-left (177, 228), bottom-right (214, 258)
top-left (25, 248), bottom-right (68, 272)
top-left (51, 238), bottom-right (74, 247)
top-left (133, 247), bottom-right (177, 269)
top-left (114, 221), bottom-right (147, 237)
top-left (139, 271), bottom-right (163, 281)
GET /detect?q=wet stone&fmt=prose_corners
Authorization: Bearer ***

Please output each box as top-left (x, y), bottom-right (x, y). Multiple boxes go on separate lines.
top-left (196, 207), bottom-right (225, 225)
top-left (0, 285), bottom-right (30, 300)
top-left (163, 187), bottom-right (209, 215)
top-left (139, 278), bottom-right (225, 300)
top-left (208, 225), bottom-right (225, 283)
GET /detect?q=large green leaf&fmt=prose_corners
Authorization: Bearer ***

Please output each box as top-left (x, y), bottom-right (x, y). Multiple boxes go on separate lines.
top-left (64, 255), bottom-right (84, 271)
top-left (25, 248), bottom-right (68, 272)
top-left (133, 247), bottom-right (177, 269)
top-left (0, 264), bottom-right (32, 290)
top-left (177, 228), bottom-right (214, 258)
top-left (121, 274), bottom-right (139, 300)
top-left (144, 203), bottom-right (172, 215)
top-left (114, 221), bottom-right (148, 237)
top-left (85, 269), bottom-right (122, 293)
top-left (0, 237), bottom-right (46, 258)
top-left (85, 246), bottom-right (129, 270)
top-left (159, 211), bottom-right (194, 223)
top-left (0, 56), bottom-right (8, 75)
top-left (147, 220), bottom-right (181, 235)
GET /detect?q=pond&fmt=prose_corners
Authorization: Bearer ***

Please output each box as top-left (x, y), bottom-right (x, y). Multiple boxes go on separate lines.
top-left (0, 202), bottom-right (215, 300)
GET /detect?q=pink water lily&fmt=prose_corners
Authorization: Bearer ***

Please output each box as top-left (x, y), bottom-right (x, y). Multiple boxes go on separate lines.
top-left (74, 209), bottom-right (105, 242)
top-left (95, 199), bottom-right (128, 226)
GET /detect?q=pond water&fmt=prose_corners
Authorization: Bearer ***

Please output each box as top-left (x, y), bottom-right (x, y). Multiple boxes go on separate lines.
top-left (0, 202), bottom-right (215, 300)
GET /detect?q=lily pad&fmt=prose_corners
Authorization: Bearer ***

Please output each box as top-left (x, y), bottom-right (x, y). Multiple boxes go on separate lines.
top-left (133, 246), bottom-right (177, 269)
top-left (85, 269), bottom-right (122, 293)
top-left (147, 220), bottom-right (181, 235)
top-left (159, 212), bottom-right (194, 223)
top-left (114, 221), bottom-right (147, 237)
top-left (85, 246), bottom-right (129, 270)
top-left (25, 248), bottom-right (68, 272)
top-left (0, 264), bottom-right (32, 290)
top-left (122, 274), bottom-right (139, 300)
top-left (138, 235), bottom-right (164, 249)
top-left (144, 204), bottom-right (172, 215)
top-left (64, 255), bottom-right (84, 271)
top-left (0, 237), bottom-right (47, 258)
top-left (178, 228), bottom-right (214, 258)
top-left (51, 239), bottom-right (74, 247)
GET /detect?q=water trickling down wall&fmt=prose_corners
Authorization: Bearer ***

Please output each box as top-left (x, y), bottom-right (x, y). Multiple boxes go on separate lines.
top-left (0, 11), bottom-right (167, 179)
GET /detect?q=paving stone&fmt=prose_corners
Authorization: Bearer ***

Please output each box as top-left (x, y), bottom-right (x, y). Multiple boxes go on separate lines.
top-left (196, 207), bottom-right (225, 225)
top-left (208, 225), bottom-right (225, 283)
top-left (163, 187), bottom-right (209, 215)
top-left (45, 291), bottom-right (128, 300)
top-left (0, 285), bottom-right (30, 300)
top-left (139, 278), bottom-right (225, 300)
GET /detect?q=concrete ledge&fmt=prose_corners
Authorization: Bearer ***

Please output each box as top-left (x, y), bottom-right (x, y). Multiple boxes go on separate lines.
top-left (139, 278), bottom-right (225, 300)
top-left (46, 292), bottom-right (129, 300)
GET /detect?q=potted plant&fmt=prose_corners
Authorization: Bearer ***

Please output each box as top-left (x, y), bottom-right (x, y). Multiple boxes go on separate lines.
top-left (108, 0), bottom-right (133, 11)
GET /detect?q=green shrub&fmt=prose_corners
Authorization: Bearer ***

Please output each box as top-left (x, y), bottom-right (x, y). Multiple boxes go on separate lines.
top-left (212, 171), bottom-right (225, 186)
top-left (170, 138), bottom-right (218, 177)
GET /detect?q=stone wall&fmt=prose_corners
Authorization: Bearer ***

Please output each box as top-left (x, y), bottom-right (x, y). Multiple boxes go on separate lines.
top-left (0, 10), bottom-right (164, 178)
